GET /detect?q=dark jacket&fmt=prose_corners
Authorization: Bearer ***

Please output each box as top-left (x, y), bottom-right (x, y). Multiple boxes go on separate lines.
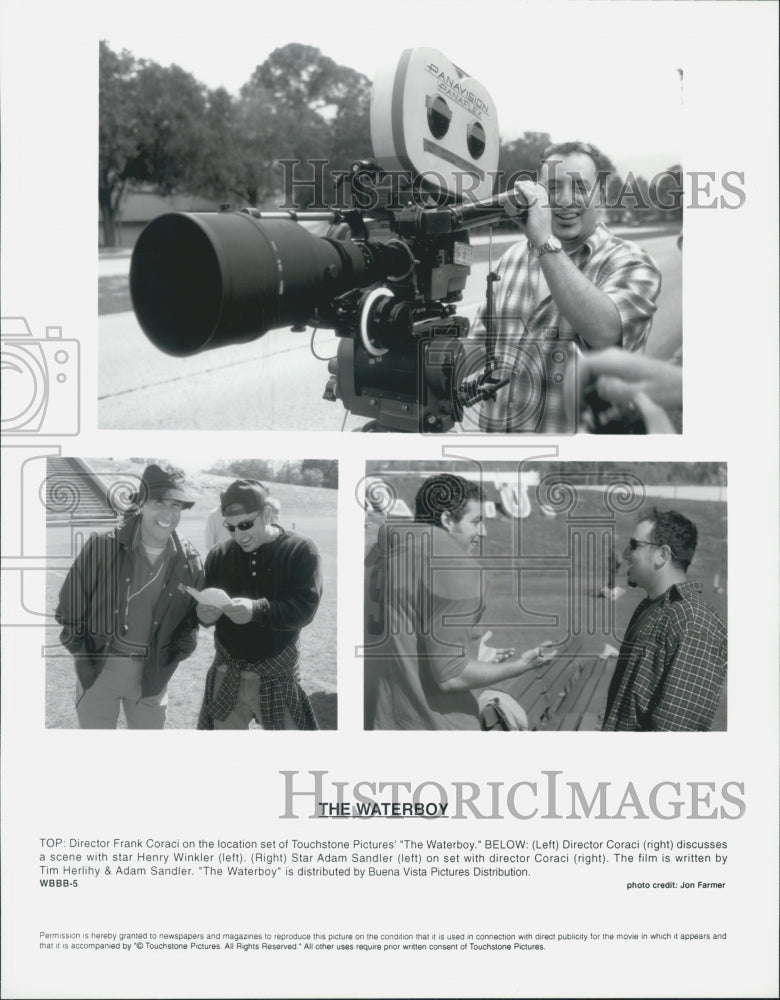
top-left (55, 515), bottom-right (204, 697)
top-left (204, 529), bottom-right (322, 661)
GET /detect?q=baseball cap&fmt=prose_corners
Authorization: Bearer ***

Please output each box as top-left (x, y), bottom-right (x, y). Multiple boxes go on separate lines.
top-left (220, 479), bottom-right (267, 515)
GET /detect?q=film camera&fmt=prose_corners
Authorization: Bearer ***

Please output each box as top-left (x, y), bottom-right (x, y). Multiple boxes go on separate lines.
top-left (130, 48), bottom-right (526, 432)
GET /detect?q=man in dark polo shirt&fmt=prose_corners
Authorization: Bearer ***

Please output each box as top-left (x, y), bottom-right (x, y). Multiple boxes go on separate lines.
top-left (55, 464), bottom-right (203, 729)
top-left (196, 480), bottom-right (322, 730)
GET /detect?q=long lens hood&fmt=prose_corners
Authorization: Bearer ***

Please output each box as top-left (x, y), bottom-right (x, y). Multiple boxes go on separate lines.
top-left (130, 211), bottom-right (344, 356)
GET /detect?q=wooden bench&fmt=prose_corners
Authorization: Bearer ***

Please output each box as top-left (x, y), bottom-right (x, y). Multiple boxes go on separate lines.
top-left (480, 637), bottom-right (617, 732)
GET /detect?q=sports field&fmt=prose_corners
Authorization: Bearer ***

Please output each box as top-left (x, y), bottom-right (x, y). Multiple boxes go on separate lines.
top-left (365, 470), bottom-right (727, 730)
top-left (44, 473), bottom-right (337, 730)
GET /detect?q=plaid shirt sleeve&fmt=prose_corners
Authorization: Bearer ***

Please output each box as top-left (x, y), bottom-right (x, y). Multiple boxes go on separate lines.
top-left (647, 604), bottom-right (727, 732)
top-left (593, 241), bottom-right (663, 353)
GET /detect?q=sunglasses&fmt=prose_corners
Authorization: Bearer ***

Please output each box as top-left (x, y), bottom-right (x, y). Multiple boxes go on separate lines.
top-left (628, 539), bottom-right (676, 558)
top-left (224, 516), bottom-right (260, 533)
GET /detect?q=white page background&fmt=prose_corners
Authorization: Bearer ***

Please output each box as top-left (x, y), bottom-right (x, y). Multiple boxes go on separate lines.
top-left (1, 2), bottom-right (777, 997)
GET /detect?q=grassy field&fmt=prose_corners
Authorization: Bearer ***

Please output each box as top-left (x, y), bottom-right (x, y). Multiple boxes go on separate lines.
top-left (366, 470), bottom-right (728, 730)
top-left (45, 463), bottom-right (337, 729)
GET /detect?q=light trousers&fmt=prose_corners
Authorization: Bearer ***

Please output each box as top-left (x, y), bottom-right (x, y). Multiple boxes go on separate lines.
top-left (75, 657), bottom-right (167, 729)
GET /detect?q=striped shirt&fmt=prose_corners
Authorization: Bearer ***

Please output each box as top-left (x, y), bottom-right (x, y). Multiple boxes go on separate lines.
top-left (602, 580), bottom-right (727, 732)
top-left (472, 223), bottom-right (662, 432)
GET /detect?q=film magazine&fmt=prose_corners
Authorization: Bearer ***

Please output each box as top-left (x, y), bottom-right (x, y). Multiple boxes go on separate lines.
top-left (1, 1), bottom-right (778, 998)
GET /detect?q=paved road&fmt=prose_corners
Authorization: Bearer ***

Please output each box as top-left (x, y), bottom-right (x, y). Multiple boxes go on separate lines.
top-left (98, 232), bottom-right (680, 431)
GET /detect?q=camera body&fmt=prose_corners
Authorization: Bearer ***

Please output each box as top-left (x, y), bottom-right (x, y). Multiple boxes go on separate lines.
top-left (130, 48), bottom-right (520, 432)
top-left (370, 47), bottom-right (499, 203)
top-left (0, 317), bottom-right (80, 435)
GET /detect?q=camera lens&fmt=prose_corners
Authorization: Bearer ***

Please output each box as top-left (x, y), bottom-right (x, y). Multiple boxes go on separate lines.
top-left (130, 212), bottom-right (346, 356)
top-left (130, 212), bottom-right (413, 357)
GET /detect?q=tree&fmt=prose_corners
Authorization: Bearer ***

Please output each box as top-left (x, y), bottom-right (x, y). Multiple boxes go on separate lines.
top-left (99, 40), bottom-right (376, 236)
top-left (301, 468), bottom-right (325, 488)
top-left (204, 459), bottom-right (276, 482)
top-left (316, 62), bottom-right (372, 167)
top-left (228, 83), bottom-right (300, 207)
top-left (129, 61), bottom-right (209, 190)
top-left (99, 42), bottom-right (138, 247)
top-left (99, 41), bottom-right (208, 246)
top-left (651, 164), bottom-right (683, 220)
top-left (301, 459), bottom-right (338, 489)
top-left (606, 172), bottom-right (657, 223)
top-left (497, 131), bottom-right (554, 189)
top-left (274, 460), bottom-right (304, 485)
top-left (239, 44), bottom-right (372, 207)
top-left (249, 43), bottom-right (352, 115)
top-left (185, 86), bottom-right (240, 205)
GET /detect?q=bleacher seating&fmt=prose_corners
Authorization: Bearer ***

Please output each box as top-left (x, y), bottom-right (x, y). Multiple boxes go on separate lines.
top-left (45, 457), bottom-right (118, 522)
top-left (481, 637), bottom-right (617, 732)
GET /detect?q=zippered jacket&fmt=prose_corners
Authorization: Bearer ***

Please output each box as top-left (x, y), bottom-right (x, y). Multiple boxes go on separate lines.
top-left (55, 515), bottom-right (204, 696)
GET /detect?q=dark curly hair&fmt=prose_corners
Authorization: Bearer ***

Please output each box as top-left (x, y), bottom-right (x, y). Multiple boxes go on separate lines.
top-left (638, 507), bottom-right (698, 571)
top-left (414, 474), bottom-right (484, 528)
top-left (538, 140), bottom-right (609, 196)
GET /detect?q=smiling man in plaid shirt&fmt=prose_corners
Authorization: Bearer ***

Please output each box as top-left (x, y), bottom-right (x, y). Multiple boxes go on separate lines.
top-left (473, 141), bottom-right (662, 433)
top-left (602, 508), bottom-right (727, 732)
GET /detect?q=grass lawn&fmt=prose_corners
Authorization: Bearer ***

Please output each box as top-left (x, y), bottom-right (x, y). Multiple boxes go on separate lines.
top-left (45, 467), bottom-right (337, 730)
top-left (365, 469), bottom-right (728, 731)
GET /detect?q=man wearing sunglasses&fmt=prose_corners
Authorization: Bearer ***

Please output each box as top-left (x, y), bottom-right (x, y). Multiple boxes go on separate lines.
top-left (203, 492), bottom-right (282, 550)
top-left (474, 141), bottom-right (662, 433)
top-left (602, 508), bottom-right (726, 731)
top-left (196, 480), bottom-right (321, 730)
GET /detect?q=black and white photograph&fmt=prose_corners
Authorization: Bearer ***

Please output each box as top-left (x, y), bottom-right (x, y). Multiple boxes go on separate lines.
top-left (96, 15), bottom-right (684, 435)
top-left (1, 1), bottom-right (778, 998)
top-left (363, 460), bottom-right (727, 732)
top-left (44, 457), bottom-right (337, 730)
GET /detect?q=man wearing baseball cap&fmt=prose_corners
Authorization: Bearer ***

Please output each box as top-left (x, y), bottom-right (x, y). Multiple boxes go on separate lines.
top-left (55, 463), bottom-right (204, 728)
top-left (196, 480), bottom-right (322, 730)
top-left (203, 490), bottom-right (282, 550)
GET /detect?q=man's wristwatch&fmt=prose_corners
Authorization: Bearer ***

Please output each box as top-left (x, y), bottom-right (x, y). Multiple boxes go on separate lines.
top-left (530, 235), bottom-right (562, 257)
